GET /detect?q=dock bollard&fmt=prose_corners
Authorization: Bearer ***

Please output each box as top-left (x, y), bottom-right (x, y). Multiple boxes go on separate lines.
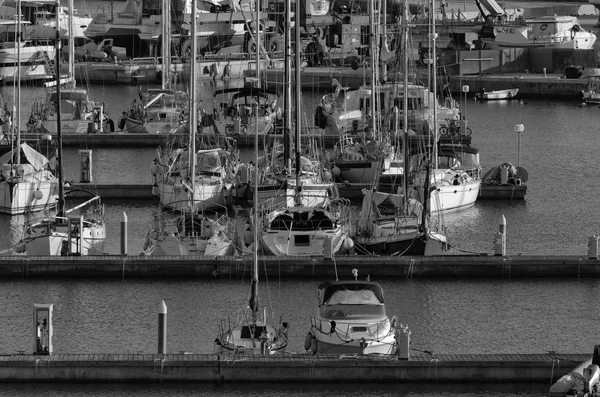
top-left (121, 212), bottom-right (128, 255)
top-left (589, 235), bottom-right (599, 259)
top-left (158, 300), bottom-right (167, 355)
top-left (494, 214), bottom-right (506, 256)
top-left (397, 324), bottom-right (411, 360)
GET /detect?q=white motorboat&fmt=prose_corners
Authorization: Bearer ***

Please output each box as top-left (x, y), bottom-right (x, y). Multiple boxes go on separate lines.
top-left (2, 0), bottom-right (92, 40)
top-left (549, 346), bottom-right (600, 397)
top-left (0, 143), bottom-right (58, 215)
top-left (305, 276), bottom-right (400, 355)
top-left (0, 19), bottom-right (56, 84)
top-left (474, 88), bottom-right (519, 101)
top-left (84, 0), bottom-right (252, 58)
top-left (480, 15), bottom-right (597, 49)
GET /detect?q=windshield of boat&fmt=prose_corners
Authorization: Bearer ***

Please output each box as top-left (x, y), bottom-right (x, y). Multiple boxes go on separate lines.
top-left (320, 304), bottom-right (386, 319)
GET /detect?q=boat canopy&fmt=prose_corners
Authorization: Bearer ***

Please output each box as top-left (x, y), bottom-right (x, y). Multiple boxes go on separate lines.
top-left (318, 281), bottom-right (385, 305)
top-left (0, 142), bottom-right (50, 171)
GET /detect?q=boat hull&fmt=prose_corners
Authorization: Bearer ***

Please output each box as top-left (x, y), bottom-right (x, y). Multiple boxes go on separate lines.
top-left (355, 232), bottom-right (446, 256)
top-left (0, 45), bottom-right (56, 83)
top-left (25, 223), bottom-right (106, 256)
top-left (0, 177), bottom-right (58, 215)
top-left (158, 180), bottom-right (227, 212)
top-left (261, 230), bottom-right (348, 256)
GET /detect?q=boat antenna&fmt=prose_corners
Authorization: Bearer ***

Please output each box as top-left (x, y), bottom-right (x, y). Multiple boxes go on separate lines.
top-left (68, 0), bottom-right (75, 89)
top-left (431, 0), bottom-right (438, 168)
top-left (55, 0), bottom-right (65, 218)
top-left (251, 0), bottom-right (261, 324)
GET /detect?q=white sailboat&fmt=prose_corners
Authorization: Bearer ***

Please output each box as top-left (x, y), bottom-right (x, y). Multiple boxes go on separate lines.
top-left (258, 4), bottom-right (352, 257)
top-left (20, 0), bottom-right (106, 256)
top-left (143, 0), bottom-right (237, 256)
top-left (0, 2), bottom-right (58, 216)
top-left (214, 0), bottom-right (288, 354)
top-left (410, 0), bottom-right (480, 214)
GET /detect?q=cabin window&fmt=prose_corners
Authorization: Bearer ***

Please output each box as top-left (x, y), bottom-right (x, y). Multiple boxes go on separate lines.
top-left (320, 304), bottom-right (386, 319)
top-left (240, 325), bottom-right (266, 339)
top-left (294, 235), bottom-right (310, 246)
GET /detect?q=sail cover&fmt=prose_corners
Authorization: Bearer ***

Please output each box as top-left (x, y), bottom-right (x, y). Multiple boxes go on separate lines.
top-left (0, 142), bottom-right (50, 171)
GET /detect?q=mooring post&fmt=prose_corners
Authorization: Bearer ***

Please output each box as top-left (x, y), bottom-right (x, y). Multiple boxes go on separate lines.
top-left (589, 235), bottom-right (599, 260)
top-left (158, 300), bottom-right (167, 354)
top-left (494, 214), bottom-right (506, 256)
top-left (121, 211), bottom-right (128, 255)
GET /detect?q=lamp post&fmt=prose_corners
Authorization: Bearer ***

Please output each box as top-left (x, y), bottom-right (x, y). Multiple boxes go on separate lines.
top-left (462, 85), bottom-right (469, 132)
top-left (514, 124), bottom-right (524, 172)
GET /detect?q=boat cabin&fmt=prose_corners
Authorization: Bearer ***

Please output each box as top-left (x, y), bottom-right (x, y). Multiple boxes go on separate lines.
top-left (317, 280), bottom-right (387, 320)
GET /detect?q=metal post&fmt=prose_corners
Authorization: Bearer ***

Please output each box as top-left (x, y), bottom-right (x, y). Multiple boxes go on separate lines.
top-left (515, 124), bottom-right (524, 170)
top-left (121, 212), bottom-right (128, 255)
top-left (158, 300), bottom-right (167, 354)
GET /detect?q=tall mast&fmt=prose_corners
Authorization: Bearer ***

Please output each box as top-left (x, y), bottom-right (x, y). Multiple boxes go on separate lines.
top-left (431, 0), bottom-right (438, 167)
top-left (283, 0), bottom-right (291, 170)
top-left (252, 0), bottom-right (260, 325)
top-left (55, 0), bottom-right (64, 217)
top-left (15, 0), bottom-right (21, 166)
top-left (294, 3), bottom-right (301, 206)
top-left (190, 0), bottom-right (197, 214)
top-left (162, 0), bottom-right (170, 90)
top-left (402, 0), bottom-right (409, 204)
top-left (68, 0), bottom-right (75, 89)
top-left (368, 0), bottom-right (376, 136)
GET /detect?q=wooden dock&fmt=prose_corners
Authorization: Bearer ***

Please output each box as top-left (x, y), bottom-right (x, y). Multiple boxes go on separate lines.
top-left (2, 255), bottom-right (600, 279)
top-left (0, 352), bottom-right (588, 383)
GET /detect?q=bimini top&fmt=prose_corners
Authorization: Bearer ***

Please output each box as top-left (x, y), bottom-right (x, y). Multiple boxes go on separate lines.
top-left (317, 280), bottom-right (385, 305)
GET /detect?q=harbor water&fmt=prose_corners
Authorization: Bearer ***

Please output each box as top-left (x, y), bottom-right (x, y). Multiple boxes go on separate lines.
top-left (2, 47), bottom-right (600, 397)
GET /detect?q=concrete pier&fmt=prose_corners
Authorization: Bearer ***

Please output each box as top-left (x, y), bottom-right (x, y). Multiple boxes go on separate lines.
top-left (0, 352), bottom-right (588, 383)
top-left (1, 255), bottom-right (600, 279)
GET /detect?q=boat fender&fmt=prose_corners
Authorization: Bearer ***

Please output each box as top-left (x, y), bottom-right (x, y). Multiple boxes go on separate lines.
top-left (203, 66), bottom-right (210, 75)
top-left (118, 117), bottom-right (126, 131)
top-left (152, 183), bottom-right (159, 197)
top-left (310, 337), bottom-right (318, 354)
top-left (223, 64), bottom-right (230, 78)
top-left (210, 63), bottom-right (219, 78)
top-left (329, 320), bottom-right (336, 334)
top-left (150, 161), bottom-right (158, 175)
top-left (331, 165), bottom-right (341, 177)
top-left (343, 236), bottom-right (354, 251)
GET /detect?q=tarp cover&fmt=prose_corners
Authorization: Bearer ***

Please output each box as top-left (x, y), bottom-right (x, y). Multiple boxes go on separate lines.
top-left (0, 142), bottom-right (50, 171)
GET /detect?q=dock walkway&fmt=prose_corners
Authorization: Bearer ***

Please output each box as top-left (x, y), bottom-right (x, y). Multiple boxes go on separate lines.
top-left (2, 255), bottom-right (600, 278)
top-left (0, 352), bottom-right (588, 383)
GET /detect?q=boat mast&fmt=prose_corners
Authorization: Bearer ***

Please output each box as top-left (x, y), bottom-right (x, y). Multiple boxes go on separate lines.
top-left (294, 3), bottom-right (301, 206)
top-left (368, 0), bottom-right (376, 139)
top-left (283, 0), bottom-right (291, 171)
top-left (162, 0), bottom-right (170, 90)
top-left (251, 0), bottom-right (260, 327)
top-left (55, 0), bottom-right (64, 217)
top-left (189, 0), bottom-right (196, 216)
top-left (15, 0), bottom-right (21, 166)
top-left (402, 0), bottom-right (409, 206)
top-left (431, 0), bottom-right (438, 168)
top-left (68, 0), bottom-right (75, 89)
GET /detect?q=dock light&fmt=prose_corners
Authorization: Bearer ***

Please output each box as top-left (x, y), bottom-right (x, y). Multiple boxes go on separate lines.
top-left (462, 85), bottom-right (470, 126)
top-left (515, 124), bottom-right (524, 170)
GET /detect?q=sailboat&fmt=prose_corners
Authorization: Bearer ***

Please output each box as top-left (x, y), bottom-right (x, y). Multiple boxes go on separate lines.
top-left (142, 0), bottom-right (237, 256)
top-left (258, 1), bottom-right (352, 257)
top-left (409, 0), bottom-right (480, 214)
top-left (25, 0), bottom-right (115, 135)
top-left (0, 3), bottom-right (58, 216)
top-left (120, 0), bottom-right (188, 135)
top-left (20, 0), bottom-right (106, 256)
top-left (353, 0), bottom-right (447, 256)
top-left (213, 0), bottom-right (288, 354)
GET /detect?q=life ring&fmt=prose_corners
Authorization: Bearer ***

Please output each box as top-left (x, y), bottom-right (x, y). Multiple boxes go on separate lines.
top-left (540, 23), bottom-right (548, 31)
